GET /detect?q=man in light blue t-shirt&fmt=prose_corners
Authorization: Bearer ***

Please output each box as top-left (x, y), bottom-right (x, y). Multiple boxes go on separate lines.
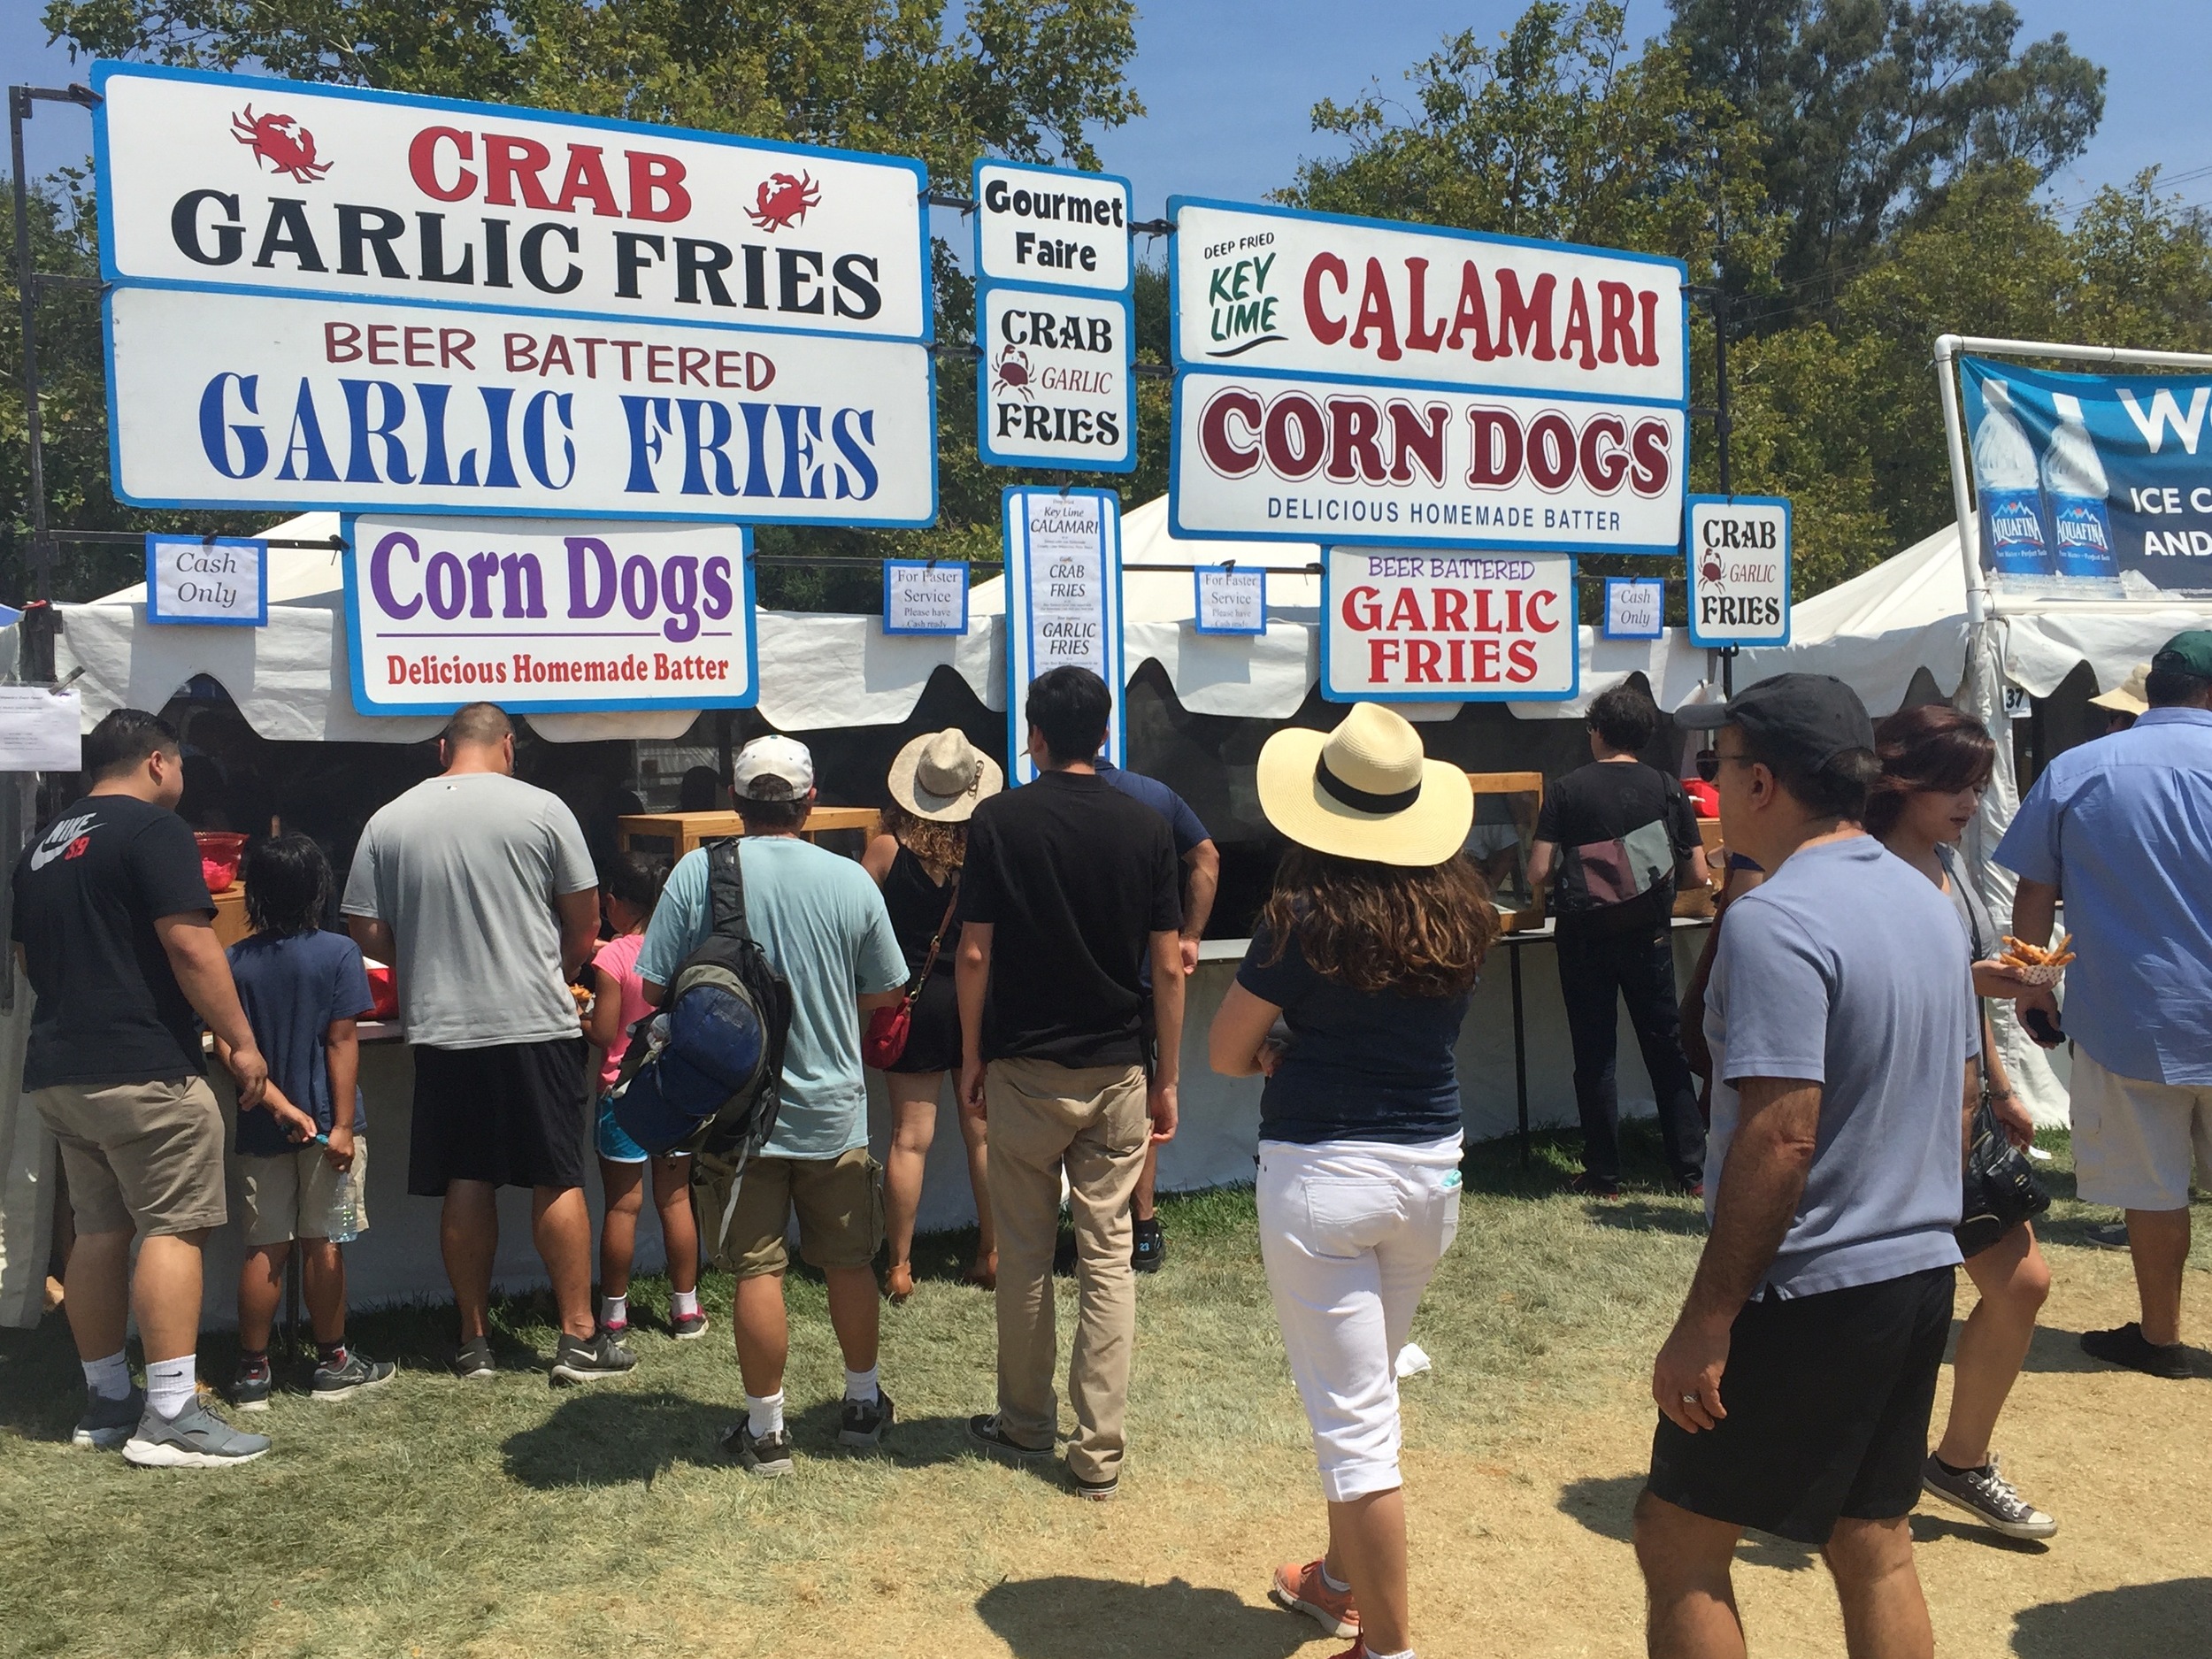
top-left (637, 736), bottom-right (906, 1478)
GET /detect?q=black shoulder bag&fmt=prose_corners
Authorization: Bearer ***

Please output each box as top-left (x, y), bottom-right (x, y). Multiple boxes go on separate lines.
top-left (1953, 860), bottom-right (2050, 1259)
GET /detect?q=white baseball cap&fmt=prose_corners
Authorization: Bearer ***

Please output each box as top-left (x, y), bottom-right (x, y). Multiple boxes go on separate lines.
top-left (731, 735), bottom-right (815, 802)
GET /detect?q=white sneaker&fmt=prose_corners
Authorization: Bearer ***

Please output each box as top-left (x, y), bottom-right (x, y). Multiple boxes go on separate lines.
top-left (123, 1398), bottom-right (272, 1468)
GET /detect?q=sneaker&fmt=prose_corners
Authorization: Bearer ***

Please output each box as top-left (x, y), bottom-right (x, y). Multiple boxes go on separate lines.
top-left (2080, 1322), bottom-right (2191, 1379)
top-left (1053, 1231), bottom-right (1078, 1277)
top-left (721, 1421), bottom-right (795, 1477)
top-left (311, 1350), bottom-right (396, 1402)
top-left (2085, 1221), bottom-right (2131, 1251)
top-left (1071, 1470), bottom-right (1118, 1502)
top-left (839, 1386), bottom-right (895, 1449)
top-left (72, 1386), bottom-right (144, 1450)
top-left (1132, 1217), bottom-right (1164, 1274)
top-left (549, 1330), bottom-right (638, 1385)
top-left (450, 1337), bottom-right (496, 1380)
top-left (229, 1363), bottom-right (273, 1413)
top-left (1672, 1176), bottom-right (1706, 1200)
top-left (967, 1413), bottom-right (1053, 1463)
top-left (1271, 1558), bottom-right (1360, 1639)
top-left (670, 1308), bottom-right (710, 1340)
top-left (1325, 1641), bottom-right (1371, 1659)
top-left (1566, 1171), bottom-right (1623, 1200)
top-left (1921, 1452), bottom-right (2057, 1540)
top-left (122, 1397), bottom-right (272, 1468)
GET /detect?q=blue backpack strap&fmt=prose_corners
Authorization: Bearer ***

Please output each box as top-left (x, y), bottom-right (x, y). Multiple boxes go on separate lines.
top-left (706, 838), bottom-right (753, 942)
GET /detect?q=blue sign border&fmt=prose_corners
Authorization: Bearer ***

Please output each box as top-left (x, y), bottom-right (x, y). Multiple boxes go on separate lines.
top-left (974, 280), bottom-right (1138, 473)
top-left (144, 534), bottom-right (269, 627)
top-left (881, 559), bottom-right (970, 635)
top-left (1191, 565), bottom-right (1267, 635)
top-left (1601, 575), bottom-right (1665, 641)
top-left (1317, 548), bottom-right (1581, 703)
top-left (1003, 485), bottom-right (1125, 780)
top-left (1685, 495), bottom-right (1793, 649)
top-left (339, 514), bottom-right (760, 715)
top-left (91, 60), bottom-right (934, 347)
top-left (971, 157), bottom-right (1136, 298)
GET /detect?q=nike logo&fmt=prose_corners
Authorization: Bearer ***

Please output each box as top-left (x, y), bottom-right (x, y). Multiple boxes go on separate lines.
top-left (27, 812), bottom-right (96, 872)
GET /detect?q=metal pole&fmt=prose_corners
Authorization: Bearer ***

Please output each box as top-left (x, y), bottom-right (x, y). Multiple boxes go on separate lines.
top-left (1933, 335), bottom-right (1988, 630)
top-left (1712, 289), bottom-right (1733, 500)
top-left (1509, 941), bottom-right (1530, 1166)
top-left (10, 88), bottom-right (55, 678)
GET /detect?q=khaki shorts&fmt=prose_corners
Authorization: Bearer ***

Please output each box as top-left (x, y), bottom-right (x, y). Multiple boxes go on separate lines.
top-left (2070, 1047), bottom-right (2212, 1211)
top-left (34, 1076), bottom-right (228, 1238)
top-left (241, 1136), bottom-right (369, 1247)
top-left (716, 1148), bottom-right (883, 1279)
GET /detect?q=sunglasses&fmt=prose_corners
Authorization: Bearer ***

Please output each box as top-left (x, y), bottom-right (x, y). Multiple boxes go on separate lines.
top-left (1694, 749), bottom-right (1753, 783)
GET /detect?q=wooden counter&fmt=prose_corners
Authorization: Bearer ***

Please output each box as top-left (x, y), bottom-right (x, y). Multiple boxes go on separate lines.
top-left (617, 806), bottom-right (880, 862)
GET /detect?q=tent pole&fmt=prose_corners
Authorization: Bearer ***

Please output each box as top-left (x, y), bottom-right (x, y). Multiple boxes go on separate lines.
top-left (1932, 335), bottom-right (1986, 632)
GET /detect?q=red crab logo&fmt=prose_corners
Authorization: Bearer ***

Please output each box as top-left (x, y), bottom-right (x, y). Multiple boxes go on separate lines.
top-left (994, 344), bottom-right (1033, 401)
top-left (1700, 552), bottom-right (1725, 586)
top-left (746, 171), bottom-right (820, 232)
top-left (232, 106), bottom-right (333, 184)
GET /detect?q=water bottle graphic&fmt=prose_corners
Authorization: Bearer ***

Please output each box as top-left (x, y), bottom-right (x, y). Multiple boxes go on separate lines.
top-left (1972, 380), bottom-right (2053, 580)
top-left (2040, 392), bottom-right (2119, 582)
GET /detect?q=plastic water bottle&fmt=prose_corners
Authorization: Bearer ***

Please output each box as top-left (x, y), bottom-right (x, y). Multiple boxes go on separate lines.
top-left (330, 1164), bottom-right (362, 1245)
top-left (1973, 380), bottom-right (2053, 581)
top-left (2040, 392), bottom-right (2119, 582)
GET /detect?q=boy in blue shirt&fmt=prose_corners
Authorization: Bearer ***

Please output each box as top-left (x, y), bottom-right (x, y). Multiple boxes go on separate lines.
top-left (220, 835), bottom-right (393, 1407)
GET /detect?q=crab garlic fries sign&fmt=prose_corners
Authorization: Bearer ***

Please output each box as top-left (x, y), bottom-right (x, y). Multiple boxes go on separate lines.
top-left (1321, 547), bottom-right (1578, 703)
top-left (1167, 197), bottom-right (1687, 552)
top-left (1002, 487), bottom-right (1125, 780)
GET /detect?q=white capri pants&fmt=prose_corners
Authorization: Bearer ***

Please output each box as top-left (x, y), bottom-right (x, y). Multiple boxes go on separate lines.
top-left (1257, 1135), bottom-right (1463, 1502)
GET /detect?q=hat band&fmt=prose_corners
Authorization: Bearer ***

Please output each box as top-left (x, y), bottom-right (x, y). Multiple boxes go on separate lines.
top-left (1315, 755), bottom-right (1422, 816)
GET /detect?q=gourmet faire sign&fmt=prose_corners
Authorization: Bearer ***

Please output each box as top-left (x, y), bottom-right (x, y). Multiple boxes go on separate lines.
top-left (107, 285), bottom-right (935, 522)
top-left (341, 514), bottom-right (757, 713)
top-left (1002, 487), bottom-right (1125, 780)
top-left (1168, 196), bottom-right (1686, 550)
top-left (973, 159), bottom-right (1132, 294)
top-left (1320, 547), bottom-right (1578, 703)
top-left (94, 63), bottom-right (931, 341)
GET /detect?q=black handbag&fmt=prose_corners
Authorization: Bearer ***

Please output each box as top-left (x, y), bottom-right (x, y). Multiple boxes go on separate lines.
top-left (1956, 1095), bottom-right (2050, 1259)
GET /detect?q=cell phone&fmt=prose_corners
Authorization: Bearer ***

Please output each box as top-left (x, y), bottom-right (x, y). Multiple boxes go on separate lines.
top-left (2023, 1006), bottom-right (2065, 1048)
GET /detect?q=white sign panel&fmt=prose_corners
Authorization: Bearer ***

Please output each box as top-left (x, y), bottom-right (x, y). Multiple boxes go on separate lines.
top-left (973, 160), bottom-right (1132, 294)
top-left (1003, 487), bottom-right (1124, 782)
top-left (342, 514), bottom-right (755, 714)
top-left (1686, 495), bottom-right (1792, 648)
top-left (1320, 547), bottom-right (1577, 703)
top-left (977, 286), bottom-right (1135, 472)
top-left (1601, 575), bottom-right (1663, 640)
top-left (146, 534), bottom-right (267, 626)
top-left (0, 688), bottom-right (84, 772)
top-left (107, 285), bottom-right (935, 523)
top-left (95, 64), bottom-right (930, 341)
top-left (1172, 370), bottom-right (1684, 551)
top-left (1194, 565), bottom-right (1267, 634)
top-left (883, 560), bottom-right (968, 635)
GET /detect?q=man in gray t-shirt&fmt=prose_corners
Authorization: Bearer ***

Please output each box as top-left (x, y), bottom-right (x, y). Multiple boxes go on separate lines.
top-left (342, 703), bottom-right (624, 1384)
top-left (1637, 676), bottom-right (1978, 1659)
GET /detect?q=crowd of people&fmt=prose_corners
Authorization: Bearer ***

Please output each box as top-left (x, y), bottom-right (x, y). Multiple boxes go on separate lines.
top-left (13, 626), bottom-right (2211, 1659)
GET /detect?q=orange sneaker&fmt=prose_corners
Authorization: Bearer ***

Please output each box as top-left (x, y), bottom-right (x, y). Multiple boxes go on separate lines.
top-left (1271, 1557), bottom-right (1359, 1639)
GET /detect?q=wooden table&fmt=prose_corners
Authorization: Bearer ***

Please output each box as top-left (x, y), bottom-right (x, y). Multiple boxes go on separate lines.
top-left (211, 884), bottom-right (249, 947)
top-left (617, 806), bottom-right (882, 861)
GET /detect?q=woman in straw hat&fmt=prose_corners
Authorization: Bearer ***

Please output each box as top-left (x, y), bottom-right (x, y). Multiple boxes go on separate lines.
top-left (1210, 703), bottom-right (1494, 1659)
top-left (863, 728), bottom-right (1004, 1300)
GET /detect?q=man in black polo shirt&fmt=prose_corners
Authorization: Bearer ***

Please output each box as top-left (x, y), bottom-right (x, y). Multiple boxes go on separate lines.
top-left (956, 667), bottom-right (1183, 1501)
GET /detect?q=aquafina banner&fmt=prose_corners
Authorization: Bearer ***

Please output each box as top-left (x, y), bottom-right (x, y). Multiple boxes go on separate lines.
top-left (1961, 358), bottom-right (2212, 601)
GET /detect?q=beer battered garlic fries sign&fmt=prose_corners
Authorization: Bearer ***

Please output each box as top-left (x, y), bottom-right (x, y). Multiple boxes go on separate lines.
top-left (1321, 547), bottom-right (1577, 702)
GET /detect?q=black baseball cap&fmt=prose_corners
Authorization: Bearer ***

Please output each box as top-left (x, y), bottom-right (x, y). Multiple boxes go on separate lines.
top-left (1675, 673), bottom-right (1876, 771)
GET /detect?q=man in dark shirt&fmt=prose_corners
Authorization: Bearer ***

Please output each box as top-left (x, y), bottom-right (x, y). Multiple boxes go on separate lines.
top-left (12, 710), bottom-right (303, 1467)
top-left (1528, 683), bottom-right (1709, 1197)
top-left (956, 667), bottom-right (1183, 1500)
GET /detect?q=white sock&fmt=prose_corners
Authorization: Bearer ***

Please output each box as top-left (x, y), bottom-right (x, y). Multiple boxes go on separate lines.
top-left (844, 1365), bottom-right (879, 1403)
top-left (81, 1351), bottom-right (132, 1403)
top-left (146, 1355), bottom-right (197, 1421)
top-left (600, 1294), bottom-right (627, 1328)
top-left (746, 1390), bottom-right (785, 1438)
top-left (1319, 1563), bottom-right (1352, 1594)
top-left (671, 1288), bottom-right (701, 1318)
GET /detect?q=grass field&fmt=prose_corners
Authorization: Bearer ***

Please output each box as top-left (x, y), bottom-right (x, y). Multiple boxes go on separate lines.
top-left (0, 1127), bottom-right (2206, 1658)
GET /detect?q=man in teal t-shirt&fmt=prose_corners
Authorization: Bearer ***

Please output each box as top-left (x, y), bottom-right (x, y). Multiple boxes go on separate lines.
top-left (637, 736), bottom-right (907, 1477)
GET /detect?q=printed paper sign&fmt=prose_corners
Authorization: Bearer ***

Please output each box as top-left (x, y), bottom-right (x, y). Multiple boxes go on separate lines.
top-left (973, 160), bottom-right (1132, 294)
top-left (146, 534), bottom-right (267, 626)
top-left (0, 688), bottom-right (83, 772)
top-left (1194, 565), bottom-right (1266, 634)
top-left (1320, 546), bottom-right (1577, 703)
top-left (1686, 495), bottom-right (1791, 647)
top-left (1601, 575), bottom-right (1664, 640)
top-left (883, 560), bottom-right (968, 634)
top-left (341, 514), bottom-right (756, 713)
top-left (976, 285), bottom-right (1135, 472)
top-left (107, 285), bottom-right (935, 523)
top-left (95, 63), bottom-right (930, 341)
top-left (1003, 487), bottom-right (1124, 781)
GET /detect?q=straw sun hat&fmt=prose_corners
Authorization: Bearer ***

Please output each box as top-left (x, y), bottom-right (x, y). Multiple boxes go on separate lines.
top-left (887, 727), bottom-right (1004, 823)
top-left (1256, 702), bottom-right (1472, 867)
top-left (2088, 663), bottom-right (2150, 717)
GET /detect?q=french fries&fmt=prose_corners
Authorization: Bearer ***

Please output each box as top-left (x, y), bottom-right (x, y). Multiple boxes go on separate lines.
top-left (1998, 933), bottom-right (2075, 970)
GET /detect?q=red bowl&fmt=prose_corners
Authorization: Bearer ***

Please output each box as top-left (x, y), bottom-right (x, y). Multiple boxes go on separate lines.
top-left (196, 831), bottom-right (249, 893)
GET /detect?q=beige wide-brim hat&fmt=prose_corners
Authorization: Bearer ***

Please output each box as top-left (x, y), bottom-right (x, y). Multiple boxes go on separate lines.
top-left (887, 727), bottom-right (1004, 823)
top-left (1256, 702), bottom-right (1473, 867)
top-left (2089, 663), bottom-right (2150, 716)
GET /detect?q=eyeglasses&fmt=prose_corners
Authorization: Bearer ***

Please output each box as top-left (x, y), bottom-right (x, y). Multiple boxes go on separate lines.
top-left (1694, 750), bottom-right (1753, 783)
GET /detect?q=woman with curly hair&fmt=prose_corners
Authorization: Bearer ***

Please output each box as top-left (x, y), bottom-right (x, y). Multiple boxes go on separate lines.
top-left (1210, 703), bottom-right (1494, 1659)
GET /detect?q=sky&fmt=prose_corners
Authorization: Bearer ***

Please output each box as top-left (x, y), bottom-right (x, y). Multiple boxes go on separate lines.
top-left (5, 1), bottom-right (2209, 216)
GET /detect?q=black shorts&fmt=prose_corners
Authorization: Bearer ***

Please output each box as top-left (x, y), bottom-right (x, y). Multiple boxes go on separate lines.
top-left (408, 1039), bottom-right (589, 1195)
top-left (884, 972), bottom-right (963, 1075)
top-left (1647, 1265), bottom-right (1954, 1545)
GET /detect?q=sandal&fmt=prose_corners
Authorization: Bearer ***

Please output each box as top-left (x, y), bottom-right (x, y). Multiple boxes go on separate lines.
top-left (962, 1251), bottom-right (997, 1292)
top-left (884, 1262), bottom-right (915, 1303)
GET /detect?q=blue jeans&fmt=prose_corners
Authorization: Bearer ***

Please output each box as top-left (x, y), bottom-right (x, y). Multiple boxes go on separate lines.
top-left (1555, 918), bottom-right (1706, 1184)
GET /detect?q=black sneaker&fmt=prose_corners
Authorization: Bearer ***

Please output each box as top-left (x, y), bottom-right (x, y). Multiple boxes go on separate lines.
top-left (550, 1330), bottom-right (638, 1385)
top-left (1921, 1453), bottom-right (2056, 1540)
top-left (968, 1412), bottom-right (1053, 1463)
top-left (449, 1337), bottom-right (495, 1380)
top-left (2080, 1322), bottom-right (2191, 1379)
top-left (1566, 1171), bottom-right (1623, 1200)
top-left (73, 1385), bottom-right (144, 1450)
top-left (669, 1308), bottom-right (710, 1340)
top-left (1053, 1231), bottom-right (1078, 1277)
top-left (230, 1363), bottom-right (273, 1413)
top-left (1071, 1470), bottom-right (1118, 1502)
top-left (311, 1350), bottom-right (396, 1402)
top-left (1132, 1217), bottom-right (1164, 1274)
top-left (2085, 1221), bottom-right (2131, 1251)
top-left (839, 1386), bottom-right (895, 1449)
top-left (1671, 1176), bottom-right (1706, 1200)
top-left (722, 1421), bottom-right (795, 1477)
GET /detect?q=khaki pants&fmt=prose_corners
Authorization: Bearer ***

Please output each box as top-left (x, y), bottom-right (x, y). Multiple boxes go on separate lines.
top-left (986, 1056), bottom-right (1149, 1485)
